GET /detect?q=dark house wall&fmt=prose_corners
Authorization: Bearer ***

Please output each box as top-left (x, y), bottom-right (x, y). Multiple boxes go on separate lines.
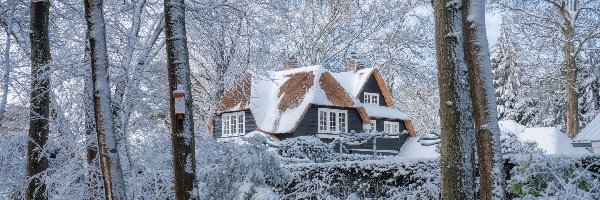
top-left (358, 74), bottom-right (386, 106)
top-left (372, 118), bottom-right (407, 133)
top-left (283, 105), bottom-right (365, 139)
top-left (346, 134), bottom-right (409, 155)
top-left (213, 110), bottom-right (257, 138)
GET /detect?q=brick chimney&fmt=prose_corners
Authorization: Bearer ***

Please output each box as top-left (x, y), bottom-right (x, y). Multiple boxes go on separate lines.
top-left (284, 57), bottom-right (297, 70)
top-left (347, 52), bottom-right (364, 71)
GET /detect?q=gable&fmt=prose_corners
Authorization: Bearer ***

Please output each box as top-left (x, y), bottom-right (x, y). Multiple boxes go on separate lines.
top-left (331, 68), bottom-right (394, 107)
top-left (368, 70), bottom-right (394, 107)
top-left (214, 74), bottom-right (251, 113)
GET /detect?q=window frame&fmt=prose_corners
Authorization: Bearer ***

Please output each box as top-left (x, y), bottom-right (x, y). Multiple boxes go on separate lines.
top-left (370, 120), bottom-right (377, 132)
top-left (221, 111), bottom-right (246, 137)
top-left (363, 92), bottom-right (380, 105)
top-left (383, 121), bottom-right (400, 133)
top-left (317, 108), bottom-right (348, 133)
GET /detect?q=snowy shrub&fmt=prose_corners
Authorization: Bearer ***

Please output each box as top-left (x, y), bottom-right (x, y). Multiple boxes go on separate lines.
top-left (280, 158), bottom-right (440, 199)
top-left (276, 136), bottom-right (336, 163)
top-left (500, 131), bottom-right (544, 155)
top-left (197, 135), bottom-right (291, 200)
top-left (506, 154), bottom-right (600, 199)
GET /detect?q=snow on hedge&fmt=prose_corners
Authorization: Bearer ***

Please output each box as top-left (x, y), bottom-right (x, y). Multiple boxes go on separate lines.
top-left (279, 154), bottom-right (600, 199)
top-left (281, 158), bottom-right (440, 199)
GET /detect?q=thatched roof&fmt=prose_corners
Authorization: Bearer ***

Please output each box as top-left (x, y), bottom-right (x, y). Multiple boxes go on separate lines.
top-left (215, 74), bottom-right (251, 113)
top-left (213, 65), bottom-right (409, 134)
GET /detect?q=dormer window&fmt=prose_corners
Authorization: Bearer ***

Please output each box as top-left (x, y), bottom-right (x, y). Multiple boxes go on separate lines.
top-left (222, 111), bottom-right (245, 137)
top-left (364, 92), bottom-right (379, 105)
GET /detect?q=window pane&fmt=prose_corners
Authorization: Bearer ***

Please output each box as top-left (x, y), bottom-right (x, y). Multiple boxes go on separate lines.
top-left (232, 115), bottom-right (238, 135)
top-left (237, 114), bottom-right (243, 134)
top-left (370, 120), bottom-right (376, 132)
top-left (384, 123), bottom-right (390, 132)
top-left (319, 110), bottom-right (327, 131)
top-left (338, 112), bottom-right (346, 132)
top-left (329, 111), bottom-right (337, 132)
top-left (224, 116), bottom-right (230, 135)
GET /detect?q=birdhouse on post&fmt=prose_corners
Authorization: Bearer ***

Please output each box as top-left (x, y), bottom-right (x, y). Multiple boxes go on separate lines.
top-left (174, 84), bottom-right (185, 118)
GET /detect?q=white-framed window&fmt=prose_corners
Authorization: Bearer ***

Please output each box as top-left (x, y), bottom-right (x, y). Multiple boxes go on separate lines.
top-left (370, 120), bottom-right (377, 132)
top-left (317, 108), bottom-right (348, 133)
top-left (384, 121), bottom-right (400, 133)
top-left (221, 111), bottom-right (245, 137)
top-left (364, 92), bottom-right (379, 105)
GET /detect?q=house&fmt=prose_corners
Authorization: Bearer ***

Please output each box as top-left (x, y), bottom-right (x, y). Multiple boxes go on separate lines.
top-left (572, 115), bottom-right (600, 153)
top-left (210, 57), bottom-right (416, 155)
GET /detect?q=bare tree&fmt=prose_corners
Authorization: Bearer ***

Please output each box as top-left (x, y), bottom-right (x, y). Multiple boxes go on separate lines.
top-left (462, 0), bottom-right (504, 199)
top-left (27, 1), bottom-right (51, 199)
top-left (497, 0), bottom-right (600, 138)
top-left (164, 0), bottom-right (197, 199)
top-left (84, 0), bottom-right (127, 199)
top-left (433, 0), bottom-right (476, 199)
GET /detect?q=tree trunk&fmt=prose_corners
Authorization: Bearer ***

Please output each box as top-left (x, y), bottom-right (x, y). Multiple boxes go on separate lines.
top-left (164, 0), bottom-right (197, 199)
top-left (84, 35), bottom-right (103, 200)
top-left (461, 0), bottom-right (505, 199)
top-left (84, 0), bottom-right (127, 199)
top-left (433, 0), bottom-right (476, 199)
top-left (565, 25), bottom-right (578, 139)
top-left (27, 1), bottom-right (51, 199)
top-left (0, 0), bottom-right (15, 122)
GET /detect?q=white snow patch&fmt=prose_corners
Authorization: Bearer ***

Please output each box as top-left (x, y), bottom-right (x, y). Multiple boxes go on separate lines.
top-left (518, 127), bottom-right (587, 155)
top-left (398, 137), bottom-right (439, 158)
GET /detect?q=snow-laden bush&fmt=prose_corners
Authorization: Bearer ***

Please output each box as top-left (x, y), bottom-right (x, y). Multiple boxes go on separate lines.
top-left (500, 131), bottom-right (544, 155)
top-left (276, 136), bottom-right (336, 163)
top-left (281, 158), bottom-right (440, 199)
top-left (196, 135), bottom-right (291, 200)
top-left (506, 154), bottom-right (600, 199)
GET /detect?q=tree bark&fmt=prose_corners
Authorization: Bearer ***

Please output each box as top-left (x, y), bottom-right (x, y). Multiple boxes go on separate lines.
top-left (461, 0), bottom-right (505, 199)
top-left (164, 0), bottom-right (197, 199)
top-left (84, 34), bottom-right (103, 200)
top-left (27, 1), bottom-right (51, 199)
top-left (433, 0), bottom-right (477, 199)
top-left (565, 25), bottom-right (578, 139)
top-left (84, 0), bottom-right (127, 199)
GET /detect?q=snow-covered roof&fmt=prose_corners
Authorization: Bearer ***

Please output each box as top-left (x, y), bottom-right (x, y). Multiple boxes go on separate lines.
top-left (330, 68), bottom-right (375, 98)
top-left (361, 103), bottom-right (410, 120)
top-left (214, 65), bottom-right (411, 134)
top-left (573, 114), bottom-right (600, 142)
top-left (498, 120), bottom-right (526, 136)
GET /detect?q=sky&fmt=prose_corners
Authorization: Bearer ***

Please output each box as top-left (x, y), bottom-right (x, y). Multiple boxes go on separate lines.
top-left (414, 5), bottom-right (503, 47)
top-left (486, 12), bottom-right (503, 47)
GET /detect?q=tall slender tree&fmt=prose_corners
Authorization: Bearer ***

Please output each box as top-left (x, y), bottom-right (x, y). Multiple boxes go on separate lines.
top-left (497, 0), bottom-right (600, 138)
top-left (462, 0), bottom-right (505, 199)
top-left (0, 0), bottom-right (15, 122)
top-left (27, 1), bottom-right (51, 199)
top-left (433, 0), bottom-right (476, 199)
top-left (164, 0), bottom-right (197, 199)
top-left (84, 0), bottom-right (127, 199)
top-left (84, 31), bottom-right (104, 200)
